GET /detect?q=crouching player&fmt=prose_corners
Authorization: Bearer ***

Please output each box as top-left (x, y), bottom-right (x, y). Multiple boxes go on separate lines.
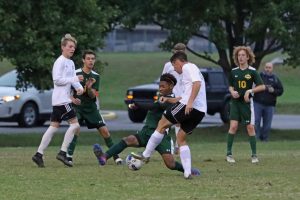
top-left (93, 73), bottom-right (200, 176)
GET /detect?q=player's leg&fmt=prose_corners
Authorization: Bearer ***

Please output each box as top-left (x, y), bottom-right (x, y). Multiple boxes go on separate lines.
top-left (57, 104), bottom-right (80, 167)
top-left (226, 101), bottom-right (239, 163)
top-left (243, 100), bottom-right (259, 163)
top-left (174, 124), bottom-right (180, 154)
top-left (32, 106), bottom-right (62, 167)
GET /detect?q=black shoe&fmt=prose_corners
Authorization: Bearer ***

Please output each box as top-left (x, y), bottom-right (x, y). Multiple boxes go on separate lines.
top-left (56, 151), bottom-right (73, 167)
top-left (32, 153), bottom-right (45, 168)
top-left (67, 157), bottom-right (73, 164)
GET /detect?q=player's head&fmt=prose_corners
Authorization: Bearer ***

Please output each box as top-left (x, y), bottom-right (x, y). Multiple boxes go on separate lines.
top-left (61, 34), bottom-right (77, 58)
top-left (170, 51), bottom-right (188, 74)
top-left (233, 46), bottom-right (255, 67)
top-left (82, 49), bottom-right (96, 69)
top-left (172, 43), bottom-right (186, 53)
top-left (159, 73), bottom-right (177, 96)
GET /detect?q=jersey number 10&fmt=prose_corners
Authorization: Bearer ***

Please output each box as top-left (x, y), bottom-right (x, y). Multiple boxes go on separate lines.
top-left (238, 80), bottom-right (247, 88)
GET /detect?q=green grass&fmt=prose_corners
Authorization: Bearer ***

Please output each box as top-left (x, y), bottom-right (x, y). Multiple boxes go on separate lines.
top-left (0, 127), bottom-right (300, 200)
top-left (1, 52), bottom-right (300, 113)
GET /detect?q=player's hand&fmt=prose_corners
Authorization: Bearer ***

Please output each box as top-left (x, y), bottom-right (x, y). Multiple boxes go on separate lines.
top-left (159, 96), bottom-right (167, 103)
top-left (231, 90), bottom-right (240, 99)
top-left (77, 75), bottom-right (84, 81)
top-left (185, 102), bottom-right (193, 115)
top-left (72, 98), bottom-right (81, 105)
top-left (76, 88), bottom-right (84, 95)
top-left (85, 78), bottom-right (96, 88)
top-left (244, 90), bottom-right (251, 103)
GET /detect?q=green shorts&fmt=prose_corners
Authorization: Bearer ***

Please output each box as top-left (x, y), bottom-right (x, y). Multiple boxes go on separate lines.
top-left (229, 99), bottom-right (254, 125)
top-left (74, 106), bottom-right (105, 129)
top-left (134, 126), bottom-right (173, 155)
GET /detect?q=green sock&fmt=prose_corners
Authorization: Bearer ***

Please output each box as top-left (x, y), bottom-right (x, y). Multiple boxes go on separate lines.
top-left (104, 136), bottom-right (114, 148)
top-left (170, 161), bottom-right (184, 173)
top-left (249, 136), bottom-right (257, 156)
top-left (67, 135), bottom-right (78, 157)
top-left (226, 133), bottom-right (235, 156)
top-left (105, 140), bottom-right (128, 160)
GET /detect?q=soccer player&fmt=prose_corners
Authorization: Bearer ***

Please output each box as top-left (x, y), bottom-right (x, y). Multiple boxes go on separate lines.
top-left (162, 43), bottom-right (186, 154)
top-left (32, 34), bottom-right (84, 167)
top-left (132, 52), bottom-right (207, 179)
top-left (66, 50), bottom-right (122, 165)
top-left (93, 73), bottom-right (200, 176)
top-left (226, 46), bottom-right (265, 164)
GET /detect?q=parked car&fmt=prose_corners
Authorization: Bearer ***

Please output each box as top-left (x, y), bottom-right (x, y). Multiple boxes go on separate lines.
top-left (0, 70), bottom-right (52, 127)
top-left (124, 67), bottom-right (231, 123)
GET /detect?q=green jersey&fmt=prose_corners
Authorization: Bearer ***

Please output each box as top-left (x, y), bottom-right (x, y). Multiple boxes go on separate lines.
top-left (229, 66), bottom-right (263, 101)
top-left (142, 94), bottom-right (175, 129)
top-left (73, 68), bottom-right (100, 109)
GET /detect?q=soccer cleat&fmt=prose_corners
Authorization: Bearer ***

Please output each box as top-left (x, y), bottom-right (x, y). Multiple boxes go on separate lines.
top-left (114, 158), bottom-right (123, 165)
top-left (56, 151), bottom-right (73, 167)
top-left (32, 153), bottom-right (45, 168)
top-left (67, 157), bottom-right (73, 165)
top-left (251, 155), bottom-right (259, 164)
top-left (130, 152), bottom-right (150, 164)
top-left (191, 168), bottom-right (201, 176)
top-left (184, 173), bottom-right (193, 180)
top-left (93, 144), bottom-right (106, 166)
top-left (226, 155), bottom-right (236, 163)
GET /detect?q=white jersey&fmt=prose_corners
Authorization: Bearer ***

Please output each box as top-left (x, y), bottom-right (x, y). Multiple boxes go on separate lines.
top-left (52, 55), bottom-right (82, 106)
top-left (162, 61), bottom-right (183, 97)
top-left (179, 63), bottom-right (207, 113)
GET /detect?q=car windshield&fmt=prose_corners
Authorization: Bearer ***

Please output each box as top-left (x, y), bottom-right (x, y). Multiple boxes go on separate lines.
top-left (0, 70), bottom-right (17, 87)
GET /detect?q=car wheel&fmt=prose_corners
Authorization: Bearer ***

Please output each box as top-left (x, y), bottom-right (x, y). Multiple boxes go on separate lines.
top-left (128, 108), bottom-right (147, 123)
top-left (18, 102), bottom-right (38, 127)
top-left (220, 100), bottom-right (230, 124)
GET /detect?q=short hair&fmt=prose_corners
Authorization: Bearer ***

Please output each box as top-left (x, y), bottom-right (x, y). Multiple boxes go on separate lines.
top-left (172, 43), bottom-right (186, 53)
top-left (82, 49), bottom-right (96, 59)
top-left (233, 46), bottom-right (255, 66)
top-left (170, 51), bottom-right (188, 63)
top-left (61, 33), bottom-right (77, 47)
top-left (160, 73), bottom-right (177, 86)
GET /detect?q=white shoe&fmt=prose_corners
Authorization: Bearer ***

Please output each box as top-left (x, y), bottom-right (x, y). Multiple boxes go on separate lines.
top-left (226, 155), bottom-right (236, 163)
top-left (114, 158), bottom-right (123, 165)
top-left (251, 155), bottom-right (259, 164)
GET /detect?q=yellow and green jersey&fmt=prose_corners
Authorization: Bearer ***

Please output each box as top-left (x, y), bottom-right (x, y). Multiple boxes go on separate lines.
top-left (73, 68), bottom-right (100, 109)
top-left (229, 66), bottom-right (263, 101)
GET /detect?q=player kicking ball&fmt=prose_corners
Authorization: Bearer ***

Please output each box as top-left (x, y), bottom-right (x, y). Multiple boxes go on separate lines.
top-left (93, 73), bottom-right (200, 177)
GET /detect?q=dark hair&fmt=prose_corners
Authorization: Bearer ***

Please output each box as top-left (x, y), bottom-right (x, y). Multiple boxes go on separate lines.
top-left (160, 73), bottom-right (177, 86)
top-left (82, 49), bottom-right (96, 59)
top-left (170, 51), bottom-right (187, 63)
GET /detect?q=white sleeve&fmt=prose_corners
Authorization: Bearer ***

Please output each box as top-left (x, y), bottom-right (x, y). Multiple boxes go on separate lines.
top-left (72, 82), bottom-right (83, 90)
top-left (52, 60), bottom-right (79, 86)
top-left (162, 62), bottom-right (171, 74)
top-left (186, 65), bottom-right (201, 82)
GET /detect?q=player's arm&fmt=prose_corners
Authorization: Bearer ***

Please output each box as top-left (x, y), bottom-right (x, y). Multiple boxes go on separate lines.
top-left (85, 78), bottom-right (97, 99)
top-left (185, 81), bottom-right (200, 114)
top-left (53, 61), bottom-right (82, 86)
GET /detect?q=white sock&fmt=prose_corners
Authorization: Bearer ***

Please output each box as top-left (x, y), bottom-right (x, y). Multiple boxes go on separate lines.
top-left (61, 123), bottom-right (80, 152)
top-left (143, 131), bottom-right (164, 158)
top-left (174, 126), bottom-right (180, 149)
top-left (37, 126), bottom-right (58, 154)
top-left (180, 145), bottom-right (192, 178)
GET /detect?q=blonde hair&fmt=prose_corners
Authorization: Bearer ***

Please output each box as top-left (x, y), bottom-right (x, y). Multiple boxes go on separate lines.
top-left (61, 34), bottom-right (77, 46)
top-left (233, 46), bottom-right (255, 66)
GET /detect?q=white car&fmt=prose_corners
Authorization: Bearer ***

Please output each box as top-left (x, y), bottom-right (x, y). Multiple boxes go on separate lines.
top-left (0, 70), bottom-right (52, 127)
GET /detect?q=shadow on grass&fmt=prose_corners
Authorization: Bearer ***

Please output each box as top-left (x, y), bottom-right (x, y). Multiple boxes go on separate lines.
top-left (1, 126), bottom-right (299, 147)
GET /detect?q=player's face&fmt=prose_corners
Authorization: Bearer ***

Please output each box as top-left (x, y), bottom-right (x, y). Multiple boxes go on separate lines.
top-left (62, 41), bottom-right (76, 58)
top-left (172, 59), bottom-right (183, 74)
top-left (83, 54), bottom-right (96, 70)
top-left (237, 50), bottom-right (249, 66)
top-left (159, 81), bottom-right (173, 96)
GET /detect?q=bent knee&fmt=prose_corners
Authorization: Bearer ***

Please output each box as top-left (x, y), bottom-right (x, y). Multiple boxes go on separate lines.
top-left (123, 135), bottom-right (138, 146)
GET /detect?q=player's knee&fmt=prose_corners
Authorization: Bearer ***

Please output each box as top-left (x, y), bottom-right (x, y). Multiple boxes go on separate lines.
top-left (123, 135), bottom-right (138, 146)
top-left (69, 123), bottom-right (80, 134)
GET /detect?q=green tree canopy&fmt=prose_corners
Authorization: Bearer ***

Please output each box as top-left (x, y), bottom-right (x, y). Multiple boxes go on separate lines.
top-left (0, 0), bottom-right (118, 89)
top-left (106, 0), bottom-right (300, 74)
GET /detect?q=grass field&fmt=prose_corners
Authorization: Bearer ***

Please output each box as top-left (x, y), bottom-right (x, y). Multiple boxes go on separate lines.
top-left (1, 52), bottom-right (300, 113)
top-left (0, 127), bottom-right (300, 200)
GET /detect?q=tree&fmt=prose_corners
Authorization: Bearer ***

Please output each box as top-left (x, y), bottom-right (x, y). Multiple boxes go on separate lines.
top-left (0, 0), bottom-right (119, 89)
top-left (106, 0), bottom-right (300, 74)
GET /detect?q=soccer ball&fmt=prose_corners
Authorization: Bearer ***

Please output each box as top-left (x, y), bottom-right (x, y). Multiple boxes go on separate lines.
top-left (125, 154), bottom-right (143, 171)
